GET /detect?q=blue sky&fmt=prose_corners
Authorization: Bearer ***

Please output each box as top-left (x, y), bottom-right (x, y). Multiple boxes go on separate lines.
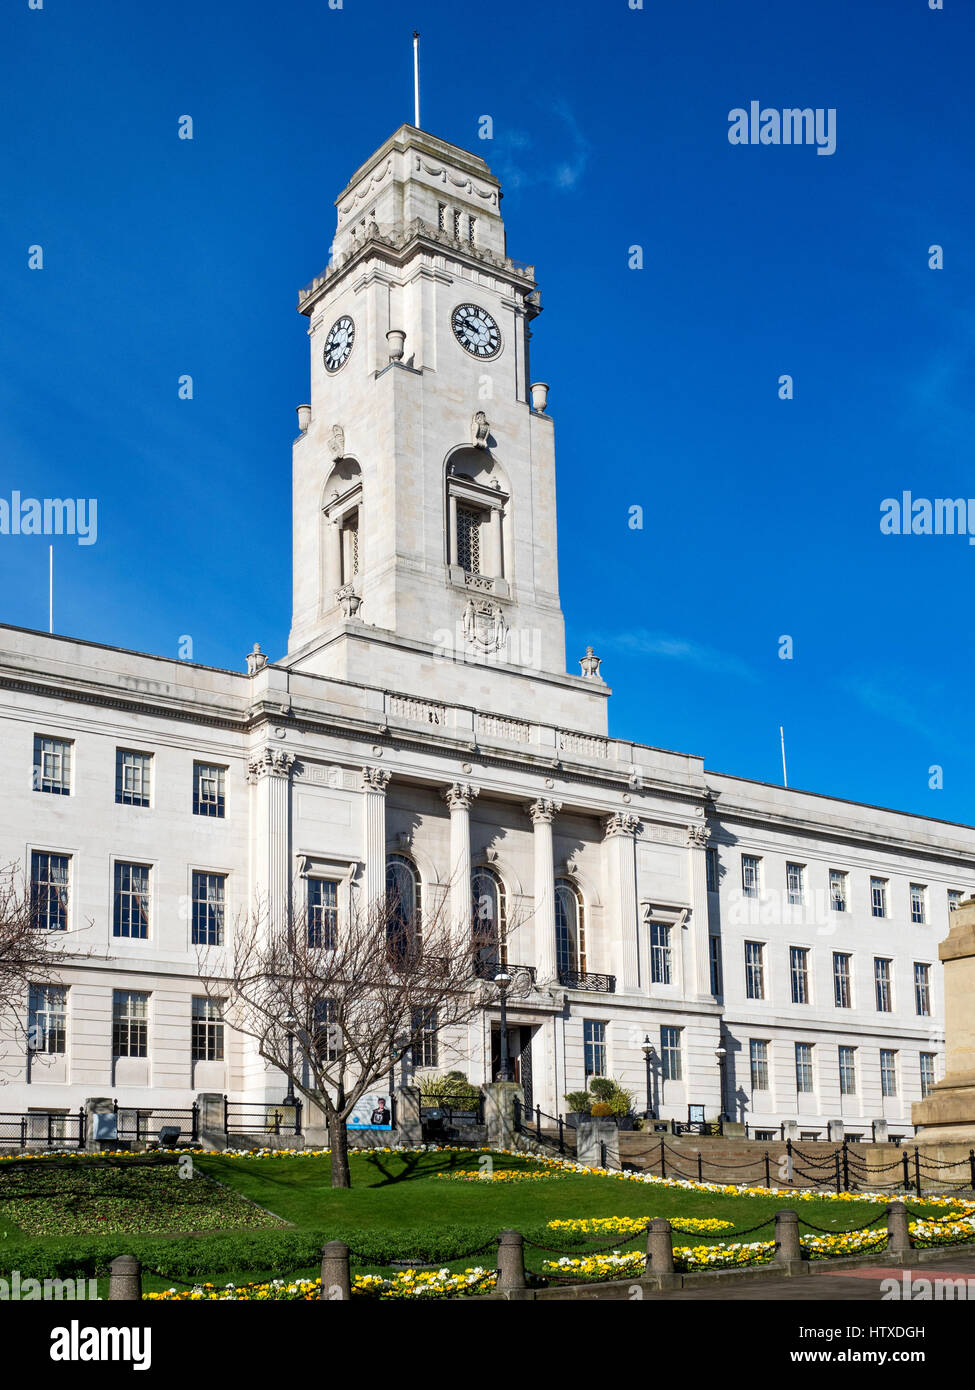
top-left (2, 0), bottom-right (973, 823)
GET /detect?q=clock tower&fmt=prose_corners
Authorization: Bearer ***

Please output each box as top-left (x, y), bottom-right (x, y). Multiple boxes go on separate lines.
top-left (284, 125), bottom-right (609, 735)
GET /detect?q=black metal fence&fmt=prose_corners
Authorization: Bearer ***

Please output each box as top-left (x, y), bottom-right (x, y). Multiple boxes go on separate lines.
top-left (114, 1104), bottom-right (199, 1144)
top-left (224, 1099), bottom-right (302, 1137)
top-left (420, 1091), bottom-right (484, 1140)
top-left (0, 1109), bottom-right (86, 1149)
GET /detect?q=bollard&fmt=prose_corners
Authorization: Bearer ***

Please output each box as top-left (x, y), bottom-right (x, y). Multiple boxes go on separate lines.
top-left (496, 1229), bottom-right (527, 1292)
top-left (887, 1203), bottom-right (912, 1258)
top-left (644, 1218), bottom-right (674, 1276)
top-left (319, 1241), bottom-right (351, 1301)
top-left (108, 1255), bottom-right (142, 1302)
top-left (774, 1209), bottom-right (803, 1268)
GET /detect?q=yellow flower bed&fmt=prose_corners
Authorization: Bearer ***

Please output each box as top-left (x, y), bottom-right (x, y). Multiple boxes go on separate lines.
top-left (147, 1268), bottom-right (497, 1301)
top-left (548, 1216), bottom-right (733, 1237)
top-left (433, 1168), bottom-right (563, 1182)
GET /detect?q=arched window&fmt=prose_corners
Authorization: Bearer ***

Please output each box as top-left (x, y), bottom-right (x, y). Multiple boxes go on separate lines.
top-left (555, 879), bottom-right (586, 977)
top-left (471, 866), bottom-right (507, 976)
top-left (386, 854), bottom-right (421, 964)
top-left (445, 448), bottom-right (510, 593)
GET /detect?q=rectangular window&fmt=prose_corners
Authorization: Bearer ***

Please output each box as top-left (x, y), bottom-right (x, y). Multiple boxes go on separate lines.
top-left (874, 957), bottom-right (892, 1013)
top-left (829, 869), bottom-right (848, 912)
top-left (649, 922), bottom-right (672, 985)
top-left (880, 1048), bottom-right (897, 1098)
top-left (920, 1053), bottom-right (936, 1098)
top-left (456, 506), bottom-right (482, 575)
top-left (948, 889), bottom-right (963, 913)
top-left (340, 510), bottom-right (359, 583)
top-left (113, 862), bottom-right (150, 939)
top-left (708, 936), bottom-right (722, 996)
top-left (910, 883), bottom-right (927, 925)
top-left (833, 952), bottom-right (852, 1008)
top-left (112, 990), bottom-right (148, 1058)
top-left (870, 877), bottom-right (888, 918)
top-left (28, 985), bottom-right (66, 1055)
top-left (786, 862), bottom-right (804, 906)
top-left (30, 852), bottom-right (69, 932)
top-left (308, 879), bottom-right (339, 949)
top-left (191, 996), bottom-right (224, 1062)
top-left (410, 1006), bottom-right (438, 1069)
top-left (660, 1025), bottom-right (682, 1081)
top-left (744, 941), bottom-right (765, 1000)
top-left (192, 872), bottom-right (226, 946)
top-left (795, 1042), bottom-right (814, 1094)
top-left (193, 763), bottom-right (226, 818)
top-left (741, 854), bottom-right (760, 899)
top-left (314, 999), bottom-right (342, 1063)
top-left (706, 848), bottom-right (718, 892)
top-left (33, 735), bottom-right (71, 795)
top-left (839, 1045), bottom-right (857, 1096)
top-left (790, 946), bottom-right (809, 1005)
top-left (750, 1039), bottom-right (770, 1091)
top-left (115, 749), bottom-right (152, 807)
top-left (584, 1020), bottom-right (606, 1079)
top-left (914, 962), bottom-right (931, 1017)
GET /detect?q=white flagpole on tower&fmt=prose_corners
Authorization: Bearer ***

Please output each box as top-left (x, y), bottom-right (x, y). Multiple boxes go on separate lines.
top-left (413, 30), bottom-right (421, 128)
top-left (48, 544), bottom-right (53, 634)
top-left (779, 725), bottom-right (788, 788)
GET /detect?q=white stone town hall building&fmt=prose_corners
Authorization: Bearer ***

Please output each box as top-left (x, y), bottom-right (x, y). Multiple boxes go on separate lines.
top-left (2, 124), bottom-right (973, 1141)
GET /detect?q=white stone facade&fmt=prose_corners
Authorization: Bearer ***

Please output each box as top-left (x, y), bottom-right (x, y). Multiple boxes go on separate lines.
top-left (1, 126), bottom-right (972, 1138)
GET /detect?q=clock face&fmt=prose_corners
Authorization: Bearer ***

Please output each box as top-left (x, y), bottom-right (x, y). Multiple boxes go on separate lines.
top-left (323, 316), bottom-right (355, 373)
top-left (451, 303), bottom-right (501, 358)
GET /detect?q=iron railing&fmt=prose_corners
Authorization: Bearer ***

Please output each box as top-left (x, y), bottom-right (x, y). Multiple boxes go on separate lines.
top-left (473, 960), bottom-right (537, 987)
top-left (557, 969), bottom-right (616, 993)
top-left (114, 1104), bottom-right (199, 1145)
top-left (224, 1099), bottom-right (302, 1137)
top-left (0, 1109), bottom-right (86, 1149)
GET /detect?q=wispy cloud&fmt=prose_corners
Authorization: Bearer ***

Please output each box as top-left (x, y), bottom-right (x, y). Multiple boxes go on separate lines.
top-left (491, 103), bottom-right (590, 193)
top-left (838, 674), bottom-right (951, 747)
top-left (595, 630), bottom-right (761, 684)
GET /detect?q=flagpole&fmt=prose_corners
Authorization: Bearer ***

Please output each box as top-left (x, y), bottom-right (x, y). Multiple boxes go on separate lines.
top-left (412, 31), bottom-right (420, 128)
top-left (779, 725), bottom-right (788, 788)
top-left (48, 544), bottom-right (53, 633)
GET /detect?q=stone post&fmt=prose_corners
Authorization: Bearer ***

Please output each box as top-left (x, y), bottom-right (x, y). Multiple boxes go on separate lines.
top-left (873, 1119), bottom-right (889, 1144)
top-left (482, 1081), bottom-right (523, 1150)
top-left (109, 1256), bottom-right (142, 1301)
top-left (444, 783), bottom-right (478, 954)
top-left (319, 1241), bottom-right (351, 1301)
top-left (527, 799), bottom-right (561, 983)
top-left (603, 814), bottom-right (642, 992)
top-left (85, 1097), bottom-right (117, 1152)
top-left (782, 1120), bottom-right (798, 1142)
top-left (774, 1209), bottom-right (804, 1273)
top-left (195, 1092), bottom-right (226, 1147)
top-left (887, 1203), bottom-right (912, 1258)
top-left (361, 767), bottom-right (391, 909)
top-left (828, 1119), bottom-right (844, 1143)
top-left (645, 1218), bottom-right (674, 1276)
top-left (395, 1086), bottom-right (423, 1145)
top-left (576, 1116), bottom-right (620, 1171)
top-left (496, 1230), bottom-right (526, 1293)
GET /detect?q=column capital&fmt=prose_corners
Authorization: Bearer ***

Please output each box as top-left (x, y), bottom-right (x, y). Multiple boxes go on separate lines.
top-left (603, 812), bottom-right (642, 839)
top-left (686, 823), bottom-right (712, 849)
top-left (361, 766), bottom-right (391, 792)
top-left (248, 748), bottom-right (295, 783)
top-left (444, 782), bottom-right (479, 811)
top-left (527, 798), bottom-right (562, 826)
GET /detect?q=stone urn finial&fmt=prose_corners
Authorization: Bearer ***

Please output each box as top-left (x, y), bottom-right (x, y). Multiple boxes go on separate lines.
top-left (579, 645), bottom-right (601, 678)
top-left (246, 642), bottom-right (268, 675)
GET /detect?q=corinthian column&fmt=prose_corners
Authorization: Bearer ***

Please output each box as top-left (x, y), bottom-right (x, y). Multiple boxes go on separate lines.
top-left (248, 747), bottom-right (295, 934)
top-left (687, 823), bottom-right (713, 997)
top-left (444, 783), bottom-right (479, 954)
top-left (603, 813), bottom-right (642, 991)
top-left (528, 799), bottom-right (561, 983)
top-left (361, 767), bottom-right (391, 911)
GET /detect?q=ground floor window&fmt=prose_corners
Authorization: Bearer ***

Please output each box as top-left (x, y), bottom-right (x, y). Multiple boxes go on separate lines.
top-left (583, 1019), bottom-right (606, 1078)
top-left (660, 1025), bottom-right (682, 1081)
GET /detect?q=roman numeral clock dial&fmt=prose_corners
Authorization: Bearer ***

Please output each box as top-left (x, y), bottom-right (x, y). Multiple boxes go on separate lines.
top-left (323, 315), bottom-right (355, 373)
top-left (451, 303), bottom-right (501, 358)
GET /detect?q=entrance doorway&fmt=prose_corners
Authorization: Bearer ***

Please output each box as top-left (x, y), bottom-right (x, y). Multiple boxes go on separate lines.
top-left (491, 1024), bottom-right (535, 1111)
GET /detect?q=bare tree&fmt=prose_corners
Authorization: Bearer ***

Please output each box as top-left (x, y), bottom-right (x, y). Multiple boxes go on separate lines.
top-left (0, 863), bottom-right (75, 1079)
top-left (199, 879), bottom-right (528, 1188)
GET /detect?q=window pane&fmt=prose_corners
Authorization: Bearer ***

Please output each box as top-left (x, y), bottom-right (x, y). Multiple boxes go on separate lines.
top-left (30, 852), bottom-right (69, 932)
top-left (193, 763), bottom-right (226, 818)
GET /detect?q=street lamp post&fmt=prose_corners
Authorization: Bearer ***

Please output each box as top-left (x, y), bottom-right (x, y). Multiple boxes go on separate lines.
top-left (282, 1013), bottom-right (297, 1108)
top-left (714, 1045), bottom-right (727, 1122)
top-left (641, 1034), bottom-right (656, 1120)
top-left (495, 972), bottom-right (513, 1081)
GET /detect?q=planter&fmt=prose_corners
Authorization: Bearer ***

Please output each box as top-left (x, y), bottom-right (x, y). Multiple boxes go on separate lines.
top-left (616, 1115), bottom-right (635, 1131)
top-left (564, 1112), bottom-right (583, 1130)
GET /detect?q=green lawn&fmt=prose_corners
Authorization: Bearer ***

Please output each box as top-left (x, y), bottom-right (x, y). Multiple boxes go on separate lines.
top-left (1, 1148), bottom-right (968, 1296)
